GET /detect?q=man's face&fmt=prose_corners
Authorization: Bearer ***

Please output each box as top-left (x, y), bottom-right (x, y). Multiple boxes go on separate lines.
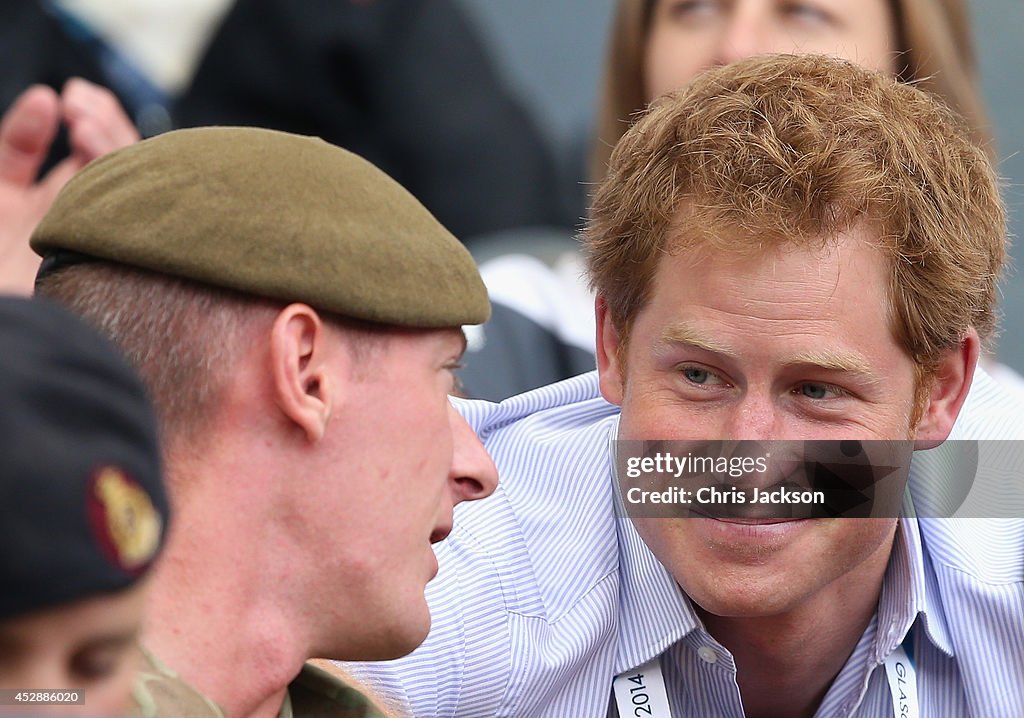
top-left (314, 327), bottom-right (497, 659)
top-left (0, 585), bottom-right (147, 713)
top-left (598, 224), bottom-right (934, 617)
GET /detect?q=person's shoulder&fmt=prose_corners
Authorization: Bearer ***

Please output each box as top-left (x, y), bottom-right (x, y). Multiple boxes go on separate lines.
top-left (950, 365), bottom-right (1024, 439)
top-left (457, 370), bottom-right (617, 442)
top-left (287, 662), bottom-right (387, 718)
top-left (456, 370), bottom-right (621, 525)
top-left (910, 365), bottom-right (1024, 582)
top-left (131, 647), bottom-right (226, 718)
top-left (918, 516), bottom-right (1024, 578)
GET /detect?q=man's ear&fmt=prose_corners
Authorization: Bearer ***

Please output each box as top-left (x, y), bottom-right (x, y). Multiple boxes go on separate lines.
top-left (269, 304), bottom-right (337, 443)
top-left (596, 295), bottom-right (625, 406)
top-left (914, 328), bottom-right (979, 449)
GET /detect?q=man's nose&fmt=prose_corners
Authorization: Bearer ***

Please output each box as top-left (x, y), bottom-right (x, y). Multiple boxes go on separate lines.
top-left (723, 394), bottom-right (781, 441)
top-left (448, 404), bottom-right (498, 503)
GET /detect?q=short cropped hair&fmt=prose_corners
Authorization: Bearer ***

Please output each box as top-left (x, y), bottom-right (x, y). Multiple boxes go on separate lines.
top-left (37, 263), bottom-right (273, 444)
top-left (38, 263), bottom-right (390, 447)
top-left (585, 54), bottom-right (1005, 376)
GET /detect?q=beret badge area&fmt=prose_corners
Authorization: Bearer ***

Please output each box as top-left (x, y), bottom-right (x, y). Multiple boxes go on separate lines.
top-left (86, 466), bottom-right (163, 574)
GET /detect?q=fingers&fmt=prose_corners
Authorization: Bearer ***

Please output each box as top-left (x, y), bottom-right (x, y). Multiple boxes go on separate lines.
top-left (61, 77), bottom-right (140, 164)
top-left (0, 80), bottom-right (139, 299)
top-left (35, 155), bottom-right (85, 202)
top-left (0, 84), bottom-right (61, 187)
top-left (0, 79), bottom-right (139, 190)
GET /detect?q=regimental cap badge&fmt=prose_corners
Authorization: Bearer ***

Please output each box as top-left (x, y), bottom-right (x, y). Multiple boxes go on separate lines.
top-left (87, 465), bottom-right (164, 573)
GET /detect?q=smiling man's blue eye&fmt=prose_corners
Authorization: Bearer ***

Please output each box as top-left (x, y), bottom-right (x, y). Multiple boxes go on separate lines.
top-left (800, 383), bottom-right (829, 399)
top-left (683, 367), bottom-right (711, 384)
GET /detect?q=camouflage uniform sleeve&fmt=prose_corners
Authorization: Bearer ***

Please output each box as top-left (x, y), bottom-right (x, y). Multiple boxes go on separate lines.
top-left (286, 662), bottom-right (389, 718)
top-left (130, 645), bottom-right (227, 718)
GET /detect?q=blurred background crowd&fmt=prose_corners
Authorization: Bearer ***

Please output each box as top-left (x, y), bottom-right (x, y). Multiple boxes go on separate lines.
top-left (3, 0), bottom-right (1022, 378)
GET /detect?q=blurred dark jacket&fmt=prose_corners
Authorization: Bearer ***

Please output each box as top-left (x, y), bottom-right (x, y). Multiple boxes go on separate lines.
top-left (0, 1), bottom-right (124, 172)
top-left (175, 0), bottom-right (567, 242)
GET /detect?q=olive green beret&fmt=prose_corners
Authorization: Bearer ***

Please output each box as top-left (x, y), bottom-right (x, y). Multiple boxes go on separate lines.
top-left (31, 127), bottom-right (489, 327)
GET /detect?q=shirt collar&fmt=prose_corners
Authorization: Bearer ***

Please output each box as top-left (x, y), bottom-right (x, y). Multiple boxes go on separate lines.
top-left (874, 515), bottom-right (955, 661)
top-left (610, 420), bottom-right (702, 674)
top-left (613, 512), bottom-right (702, 675)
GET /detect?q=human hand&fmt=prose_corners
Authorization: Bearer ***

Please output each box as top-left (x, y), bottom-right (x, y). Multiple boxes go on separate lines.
top-left (0, 79), bottom-right (139, 294)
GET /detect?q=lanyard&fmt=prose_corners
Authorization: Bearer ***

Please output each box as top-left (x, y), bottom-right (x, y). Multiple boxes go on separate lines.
top-left (883, 642), bottom-right (919, 718)
top-left (613, 639), bottom-right (919, 718)
top-left (612, 657), bottom-right (672, 718)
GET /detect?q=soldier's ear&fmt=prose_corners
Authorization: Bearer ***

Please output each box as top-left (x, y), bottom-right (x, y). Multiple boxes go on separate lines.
top-left (269, 304), bottom-right (336, 443)
top-left (913, 328), bottom-right (979, 449)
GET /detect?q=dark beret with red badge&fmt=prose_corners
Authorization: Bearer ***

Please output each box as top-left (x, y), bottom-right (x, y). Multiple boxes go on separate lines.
top-left (0, 296), bottom-right (167, 620)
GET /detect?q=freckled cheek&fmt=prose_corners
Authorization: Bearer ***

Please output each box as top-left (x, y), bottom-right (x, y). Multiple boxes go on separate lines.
top-left (818, 408), bottom-right (912, 441)
top-left (773, 411), bottom-right (845, 440)
top-left (620, 397), bottom-right (723, 441)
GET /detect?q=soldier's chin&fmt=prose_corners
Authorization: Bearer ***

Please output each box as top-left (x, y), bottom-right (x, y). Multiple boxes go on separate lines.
top-left (333, 602), bottom-right (433, 662)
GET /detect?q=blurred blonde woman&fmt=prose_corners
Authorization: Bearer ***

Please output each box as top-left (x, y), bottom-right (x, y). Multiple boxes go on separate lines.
top-left (593, 0), bottom-right (993, 179)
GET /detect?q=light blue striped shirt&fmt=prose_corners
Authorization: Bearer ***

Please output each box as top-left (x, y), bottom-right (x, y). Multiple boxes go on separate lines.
top-left (345, 368), bottom-right (1024, 717)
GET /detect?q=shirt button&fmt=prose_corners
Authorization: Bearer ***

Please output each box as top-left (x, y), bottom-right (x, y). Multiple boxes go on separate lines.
top-left (697, 646), bottom-right (718, 664)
